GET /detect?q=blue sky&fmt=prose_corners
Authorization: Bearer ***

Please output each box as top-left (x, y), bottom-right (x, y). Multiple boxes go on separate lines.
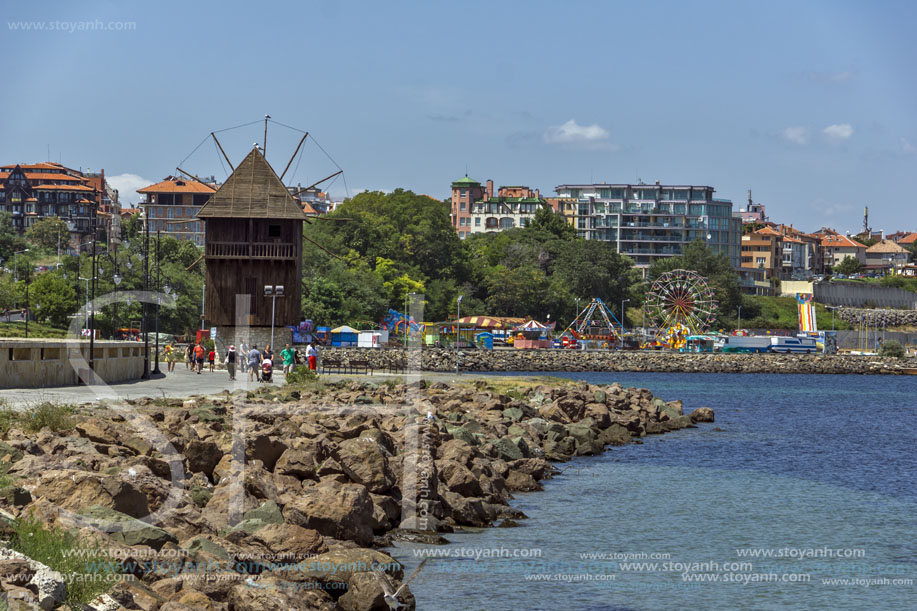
top-left (2, 0), bottom-right (915, 234)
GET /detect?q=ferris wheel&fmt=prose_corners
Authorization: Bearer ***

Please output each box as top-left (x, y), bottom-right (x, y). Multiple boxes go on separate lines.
top-left (645, 269), bottom-right (718, 335)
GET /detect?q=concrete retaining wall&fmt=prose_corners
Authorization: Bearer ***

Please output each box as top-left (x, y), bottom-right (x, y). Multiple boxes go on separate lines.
top-left (0, 339), bottom-right (145, 388)
top-left (814, 282), bottom-right (917, 309)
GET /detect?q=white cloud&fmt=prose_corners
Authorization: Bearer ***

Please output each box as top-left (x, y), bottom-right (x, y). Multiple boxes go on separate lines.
top-left (822, 123), bottom-right (854, 142)
top-left (107, 173), bottom-right (155, 206)
top-left (900, 137), bottom-right (917, 155)
top-left (781, 126), bottom-right (809, 145)
top-left (544, 119), bottom-right (610, 145)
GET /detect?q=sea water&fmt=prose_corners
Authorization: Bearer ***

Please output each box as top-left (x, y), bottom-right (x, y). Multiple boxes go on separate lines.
top-left (391, 373), bottom-right (916, 610)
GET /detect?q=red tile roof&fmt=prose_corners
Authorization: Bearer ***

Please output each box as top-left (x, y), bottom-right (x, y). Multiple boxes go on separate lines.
top-left (897, 232), bottom-right (917, 245)
top-left (31, 183), bottom-right (95, 191)
top-left (137, 177), bottom-right (216, 194)
top-left (821, 234), bottom-right (866, 248)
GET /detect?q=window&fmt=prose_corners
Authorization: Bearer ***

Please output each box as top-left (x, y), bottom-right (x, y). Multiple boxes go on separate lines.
top-left (268, 224), bottom-right (281, 238)
top-left (474, 217), bottom-right (480, 226)
top-left (460, 202), bottom-right (466, 211)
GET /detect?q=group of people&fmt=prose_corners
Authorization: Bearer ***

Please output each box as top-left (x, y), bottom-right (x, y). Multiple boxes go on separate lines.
top-left (161, 340), bottom-right (320, 382)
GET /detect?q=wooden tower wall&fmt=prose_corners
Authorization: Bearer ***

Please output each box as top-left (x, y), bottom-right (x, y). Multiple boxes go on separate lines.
top-left (204, 218), bottom-right (303, 327)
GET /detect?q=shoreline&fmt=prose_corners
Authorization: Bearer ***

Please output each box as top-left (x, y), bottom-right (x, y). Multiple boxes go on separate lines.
top-left (322, 347), bottom-right (917, 375)
top-left (0, 375), bottom-right (711, 609)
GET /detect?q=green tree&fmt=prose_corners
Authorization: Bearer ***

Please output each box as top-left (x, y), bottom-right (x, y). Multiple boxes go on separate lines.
top-left (0, 273), bottom-right (17, 313)
top-left (25, 217), bottom-right (69, 252)
top-left (485, 266), bottom-right (550, 318)
top-left (550, 240), bottom-right (639, 320)
top-left (0, 212), bottom-right (27, 262)
top-left (833, 257), bottom-right (863, 275)
top-left (647, 239), bottom-right (741, 326)
top-left (28, 271), bottom-right (78, 327)
top-left (528, 206), bottom-right (577, 240)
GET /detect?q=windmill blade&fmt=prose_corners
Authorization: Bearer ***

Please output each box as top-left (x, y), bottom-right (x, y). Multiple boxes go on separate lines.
top-left (185, 255), bottom-right (204, 271)
top-left (303, 233), bottom-right (346, 260)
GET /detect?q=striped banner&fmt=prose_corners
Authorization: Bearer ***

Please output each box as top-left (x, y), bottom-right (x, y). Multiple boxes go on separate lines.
top-left (796, 293), bottom-right (817, 332)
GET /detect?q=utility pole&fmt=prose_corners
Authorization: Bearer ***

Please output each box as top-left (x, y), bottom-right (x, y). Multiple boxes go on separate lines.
top-left (89, 203), bottom-right (98, 372)
top-left (455, 295), bottom-right (463, 374)
top-left (153, 230), bottom-right (162, 375)
top-left (141, 213), bottom-right (150, 379)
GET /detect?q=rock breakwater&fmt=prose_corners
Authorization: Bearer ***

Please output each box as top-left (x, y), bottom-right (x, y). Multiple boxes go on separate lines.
top-left (322, 347), bottom-right (916, 375)
top-left (0, 377), bottom-right (708, 610)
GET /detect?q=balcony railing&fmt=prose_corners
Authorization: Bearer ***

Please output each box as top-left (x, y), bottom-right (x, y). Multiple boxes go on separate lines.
top-left (206, 241), bottom-right (296, 260)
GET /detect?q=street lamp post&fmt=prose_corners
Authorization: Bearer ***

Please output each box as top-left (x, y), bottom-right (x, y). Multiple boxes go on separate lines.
top-left (455, 295), bottom-right (463, 374)
top-left (152, 230), bottom-right (163, 375)
top-left (264, 284), bottom-right (285, 351)
top-left (24, 272), bottom-right (30, 338)
top-left (141, 213), bottom-right (150, 379)
top-left (737, 305), bottom-right (742, 331)
top-left (621, 298), bottom-right (630, 334)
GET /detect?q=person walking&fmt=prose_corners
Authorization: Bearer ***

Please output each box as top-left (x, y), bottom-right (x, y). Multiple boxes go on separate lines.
top-left (262, 344), bottom-right (274, 365)
top-left (165, 341), bottom-right (176, 373)
top-left (186, 344), bottom-right (194, 370)
top-left (248, 343), bottom-right (262, 382)
top-left (193, 342), bottom-right (206, 374)
top-left (225, 345), bottom-right (237, 381)
top-left (239, 341), bottom-right (249, 375)
top-left (281, 343), bottom-right (295, 376)
top-left (208, 348), bottom-right (216, 372)
top-left (306, 342), bottom-right (316, 371)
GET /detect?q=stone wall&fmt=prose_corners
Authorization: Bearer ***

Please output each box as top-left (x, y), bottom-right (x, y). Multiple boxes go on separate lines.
top-left (0, 339), bottom-right (145, 388)
top-left (835, 308), bottom-right (917, 328)
top-left (320, 347), bottom-right (917, 375)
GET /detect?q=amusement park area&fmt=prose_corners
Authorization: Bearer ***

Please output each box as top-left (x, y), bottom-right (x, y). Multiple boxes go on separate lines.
top-left (297, 270), bottom-right (847, 356)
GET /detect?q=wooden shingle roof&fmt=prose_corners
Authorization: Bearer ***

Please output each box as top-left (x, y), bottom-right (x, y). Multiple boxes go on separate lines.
top-left (196, 147), bottom-right (308, 220)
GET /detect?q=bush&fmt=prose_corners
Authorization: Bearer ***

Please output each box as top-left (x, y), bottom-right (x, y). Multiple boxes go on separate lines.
top-left (8, 514), bottom-right (117, 606)
top-left (285, 366), bottom-right (319, 386)
top-left (23, 402), bottom-right (75, 432)
top-left (879, 340), bottom-right (905, 358)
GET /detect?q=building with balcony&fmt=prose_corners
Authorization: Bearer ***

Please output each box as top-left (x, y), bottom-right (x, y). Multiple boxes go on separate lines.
top-left (137, 176), bottom-right (217, 246)
top-left (467, 185), bottom-right (550, 235)
top-left (450, 175), bottom-right (486, 238)
top-left (553, 181), bottom-right (742, 271)
top-left (865, 240), bottom-right (910, 275)
top-left (820, 233), bottom-right (867, 272)
top-left (0, 162), bottom-right (110, 251)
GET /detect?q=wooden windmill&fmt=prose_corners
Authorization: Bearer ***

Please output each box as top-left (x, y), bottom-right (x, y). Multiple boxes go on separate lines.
top-left (185, 120), bottom-right (346, 355)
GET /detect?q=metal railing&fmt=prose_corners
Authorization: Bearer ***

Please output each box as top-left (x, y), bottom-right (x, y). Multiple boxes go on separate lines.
top-left (205, 241), bottom-right (296, 259)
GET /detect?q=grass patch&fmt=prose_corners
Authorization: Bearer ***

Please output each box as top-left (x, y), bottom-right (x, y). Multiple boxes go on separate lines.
top-left (0, 321), bottom-right (71, 338)
top-left (5, 514), bottom-right (118, 607)
top-left (284, 367), bottom-right (325, 392)
top-left (0, 401), bottom-right (75, 434)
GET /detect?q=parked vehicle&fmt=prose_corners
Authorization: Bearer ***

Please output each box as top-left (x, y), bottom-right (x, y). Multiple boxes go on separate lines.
top-left (718, 335), bottom-right (772, 353)
top-left (769, 336), bottom-right (817, 354)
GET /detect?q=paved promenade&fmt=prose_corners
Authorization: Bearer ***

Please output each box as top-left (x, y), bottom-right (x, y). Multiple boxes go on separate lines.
top-left (0, 365), bottom-right (470, 408)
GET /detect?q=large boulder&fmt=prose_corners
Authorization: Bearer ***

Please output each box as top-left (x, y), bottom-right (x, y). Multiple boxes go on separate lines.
top-left (0, 548), bottom-right (66, 610)
top-left (228, 576), bottom-right (336, 610)
top-left (31, 470), bottom-right (150, 518)
top-left (184, 440), bottom-right (223, 478)
top-left (274, 447), bottom-right (322, 481)
top-left (437, 459), bottom-right (483, 498)
top-left (250, 523), bottom-right (328, 559)
top-left (283, 481), bottom-right (375, 546)
top-left (690, 407), bottom-right (715, 423)
top-left (333, 438), bottom-right (395, 494)
top-left (77, 505), bottom-right (177, 550)
top-left (246, 435), bottom-right (288, 472)
top-left (436, 439), bottom-right (475, 466)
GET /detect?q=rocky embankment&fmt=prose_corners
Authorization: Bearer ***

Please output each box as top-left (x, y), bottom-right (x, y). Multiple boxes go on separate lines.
top-left (835, 307), bottom-right (917, 328)
top-left (0, 378), bottom-right (711, 610)
top-left (322, 347), bottom-right (917, 375)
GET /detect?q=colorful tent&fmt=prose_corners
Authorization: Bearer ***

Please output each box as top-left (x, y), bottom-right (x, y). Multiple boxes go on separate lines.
top-left (455, 316), bottom-right (524, 329)
top-left (516, 320), bottom-right (548, 331)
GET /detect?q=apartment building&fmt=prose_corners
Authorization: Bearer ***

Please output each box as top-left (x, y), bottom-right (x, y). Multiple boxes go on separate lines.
top-left (0, 162), bottom-right (113, 251)
top-left (450, 176), bottom-right (552, 237)
top-left (137, 176), bottom-right (216, 246)
top-left (820, 233), bottom-right (867, 272)
top-left (553, 181), bottom-right (742, 271)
